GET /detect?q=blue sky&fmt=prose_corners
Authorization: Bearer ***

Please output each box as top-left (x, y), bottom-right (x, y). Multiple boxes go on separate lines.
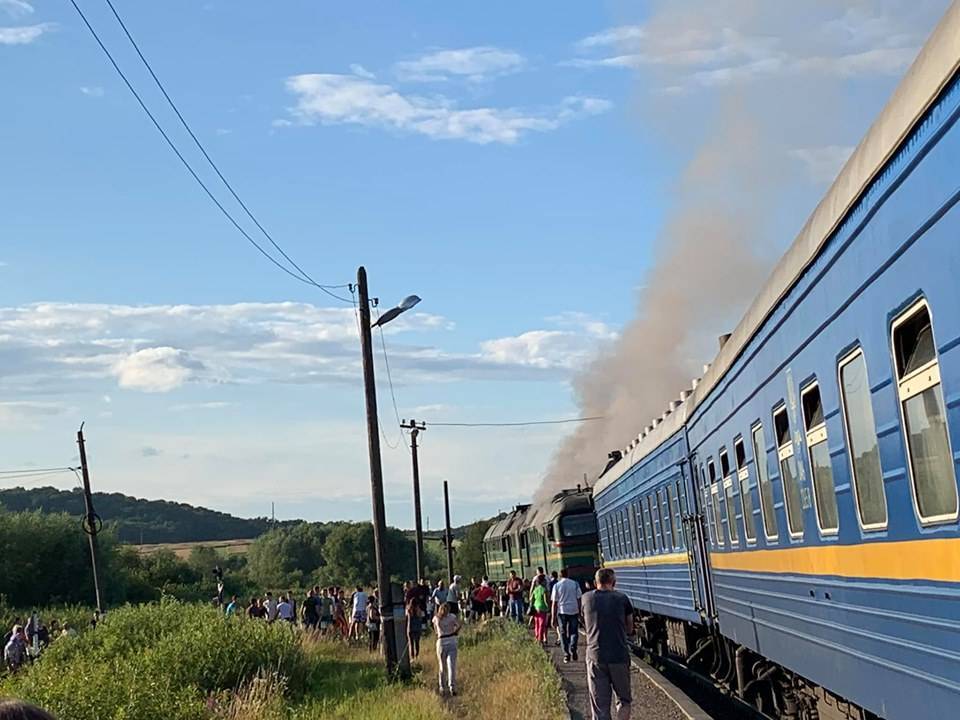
top-left (0, 0), bottom-right (951, 527)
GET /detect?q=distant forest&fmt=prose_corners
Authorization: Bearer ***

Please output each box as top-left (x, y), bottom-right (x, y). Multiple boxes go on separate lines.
top-left (0, 486), bottom-right (490, 544)
top-left (0, 486), bottom-right (278, 544)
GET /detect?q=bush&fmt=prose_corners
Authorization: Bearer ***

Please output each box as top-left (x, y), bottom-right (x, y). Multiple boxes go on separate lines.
top-left (1, 600), bottom-right (309, 720)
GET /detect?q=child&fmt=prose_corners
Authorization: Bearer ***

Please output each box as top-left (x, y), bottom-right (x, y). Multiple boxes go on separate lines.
top-left (406, 598), bottom-right (423, 659)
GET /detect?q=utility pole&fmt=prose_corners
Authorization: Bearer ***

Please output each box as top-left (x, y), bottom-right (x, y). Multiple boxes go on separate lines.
top-left (400, 419), bottom-right (426, 580)
top-left (357, 266), bottom-right (402, 679)
top-left (443, 480), bottom-right (454, 583)
top-left (76, 423), bottom-right (103, 613)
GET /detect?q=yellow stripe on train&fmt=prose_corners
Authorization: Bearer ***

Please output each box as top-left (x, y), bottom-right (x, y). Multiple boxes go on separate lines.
top-left (709, 536), bottom-right (960, 582)
top-left (601, 538), bottom-right (960, 583)
top-left (603, 552), bottom-right (688, 569)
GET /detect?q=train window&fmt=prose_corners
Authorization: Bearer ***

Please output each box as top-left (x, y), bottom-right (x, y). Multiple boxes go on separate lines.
top-left (647, 496), bottom-right (659, 552)
top-left (774, 406), bottom-right (805, 538)
top-left (667, 485), bottom-right (680, 548)
top-left (657, 489), bottom-right (670, 550)
top-left (643, 497), bottom-right (655, 551)
top-left (617, 510), bottom-right (630, 557)
top-left (699, 465), bottom-right (714, 546)
top-left (801, 382), bottom-right (839, 534)
top-left (620, 508), bottom-right (633, 556)
top-left (628, 503), bottom-right (639, 556)
top-left (634, 502), bottom-right (646, 555)
top-left (751, 423), bottom-right (778, 540)
top-left (604, 516), bottom-right (613, 558)
top-left (891, 300), bottom-right (958, 524)
top-left (838, 349), bottom-right (887, 529)
top-left (546, 523), bottom-right (556, 542)
top-left (720, 449), bottom-right (739, 546)
top-left (708, 459), bottom-right (725, 547)
top-left (675, 480), bottom-right (687, 549)
top-left (734, 437), bottom-right (757, 543)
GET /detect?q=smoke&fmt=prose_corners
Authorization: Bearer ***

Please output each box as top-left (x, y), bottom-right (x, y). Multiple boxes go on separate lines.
top-left (537, 0), bottom-right (949, 498)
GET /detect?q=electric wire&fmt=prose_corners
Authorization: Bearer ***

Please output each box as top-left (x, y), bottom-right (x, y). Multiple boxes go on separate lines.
top-left (374, 308), bottom-right (409, 453)
top-left (98, 0), bottom-right (349, 301)
top-left (67, 0), bottom-right (352, 303)
top-left (0, 466), bottom-right (75, 474)
top-left (350, 290), bottom-right (402, 451)
top-left (426, 416), bottom-right (604, 427)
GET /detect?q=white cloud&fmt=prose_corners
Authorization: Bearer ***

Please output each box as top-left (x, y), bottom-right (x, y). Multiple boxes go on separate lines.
top-left (0, 401), bottom-right (71, 429)
top-left (0, 21), bottom-right (52, 44)
top-left (789, 145), bottom-right (855, 184)
top-left (214, 128), bottom-right (231, 135)
top-left (575, 25), bottom-right (646, 50)
top-left (349, 63), bottom-right (375, 79)
top-left (0, 0), bottom-right (32, 17)
top-left (169, 401), bottom-right (235, 412)
top-left (393, 46), bottom-right (525, 82)
top-left (80, 86), bottom-right (104, 97)
top-left (141, 446), bottom-right (162, 457)
top-left (112, 347), bottom-right (206, 392)
top-left (480, 318), bottom-right (616, 371)
top-left (568, 4), bottom-right (931, 91)
top-left (280, 73), bottom-right (610, 144)
top-left (0, 301), bottom-right (612, 397)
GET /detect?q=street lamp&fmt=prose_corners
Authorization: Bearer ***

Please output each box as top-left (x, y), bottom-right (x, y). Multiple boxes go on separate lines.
top-left (356, 266), bottom-right (419, 680)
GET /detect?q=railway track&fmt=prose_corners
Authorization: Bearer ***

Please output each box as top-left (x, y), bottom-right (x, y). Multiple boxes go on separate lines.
top-left (630, 642), bottom-right (770, 720)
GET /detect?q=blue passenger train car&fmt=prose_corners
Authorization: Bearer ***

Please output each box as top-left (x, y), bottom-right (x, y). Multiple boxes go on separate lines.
top-left (594, 6), bottom-right (960, 719)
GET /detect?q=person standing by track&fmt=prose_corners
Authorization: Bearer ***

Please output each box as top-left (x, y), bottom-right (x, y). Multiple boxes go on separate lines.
top-left (551, 567), bottom-right (583, 663)
top-left (529, 575), bottom-right (550, 646)
top-left (582, 568), bottom-right (634, 720)
top-left (506, 570), bottom-right (525, 623)
top-left (432, 602), bottom-right (462, 696)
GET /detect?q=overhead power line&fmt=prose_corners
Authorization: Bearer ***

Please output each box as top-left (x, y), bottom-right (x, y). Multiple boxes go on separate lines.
top-left (426, 416), bottom-right (604, 428)
top-left (68, 0), bottom-right (352, 303)
top-left (0, 466), bottom-right (75, 475)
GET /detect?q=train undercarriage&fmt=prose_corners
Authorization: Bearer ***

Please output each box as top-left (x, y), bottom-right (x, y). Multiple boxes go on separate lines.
top-left (633, 613), bottom-right (882, 720)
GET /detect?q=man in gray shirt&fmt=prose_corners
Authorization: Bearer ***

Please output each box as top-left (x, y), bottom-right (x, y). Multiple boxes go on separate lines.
top-left (581, 567), bottom-right (634, 720)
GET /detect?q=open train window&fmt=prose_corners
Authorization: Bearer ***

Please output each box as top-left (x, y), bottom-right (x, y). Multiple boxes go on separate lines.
top-left (734, 437), bottom-right (757, 543)
top-left (751, 423), bottom-right (778, 541)
top-left (708, 459), bottom-right (725, 547)
top-left (801, 382), bottom-right (839, 535)
top-left (720, 448), bottom-right (739, 546)
top-left (838, 349), bottom-right (887, 530)
top-left (774, 405), bottom-right (805, 538)
top-left (891, 299), bottom-right (958, 524)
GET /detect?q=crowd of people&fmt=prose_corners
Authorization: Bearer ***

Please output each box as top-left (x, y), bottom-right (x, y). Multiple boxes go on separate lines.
top-left (3, 613), bottom-right (89, 675)
top-left (6, 566), bottom-right (633, 718)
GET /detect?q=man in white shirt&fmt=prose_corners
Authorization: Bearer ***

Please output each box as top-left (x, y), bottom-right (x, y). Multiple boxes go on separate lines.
top-left (350, 586), bottom-right (368, 640)
top-left (277, 596), bottom-right (295, 623)
top-left (447, 575), bottom-right (462, 615)
top-left (551, 567), bottom-right (583, 662)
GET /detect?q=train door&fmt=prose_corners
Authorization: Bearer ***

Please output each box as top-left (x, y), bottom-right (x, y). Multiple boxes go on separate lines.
top-left (681, 456), bottom-right (716, 621)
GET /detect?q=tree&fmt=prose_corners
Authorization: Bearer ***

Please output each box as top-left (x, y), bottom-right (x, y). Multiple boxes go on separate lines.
top-left (245, 522), bottom-right (334, 590)
top-left (455, 520), bottom-right (492, 581)
top-left (319, 522), bottom-right (417, 588)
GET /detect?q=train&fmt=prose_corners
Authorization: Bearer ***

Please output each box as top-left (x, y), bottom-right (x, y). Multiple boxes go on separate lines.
top-left (482, 487), bottom-right (600, 586)
top-left (592, 6), bottom-right (960, 720)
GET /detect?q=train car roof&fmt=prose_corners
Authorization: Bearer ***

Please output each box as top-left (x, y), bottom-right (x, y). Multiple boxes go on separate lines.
top-left (595, 3), bottom-right (960, 497)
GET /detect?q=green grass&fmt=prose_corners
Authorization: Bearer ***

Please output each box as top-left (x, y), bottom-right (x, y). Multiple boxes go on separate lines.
top-left (1, 606), bottom-right (565, 720)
